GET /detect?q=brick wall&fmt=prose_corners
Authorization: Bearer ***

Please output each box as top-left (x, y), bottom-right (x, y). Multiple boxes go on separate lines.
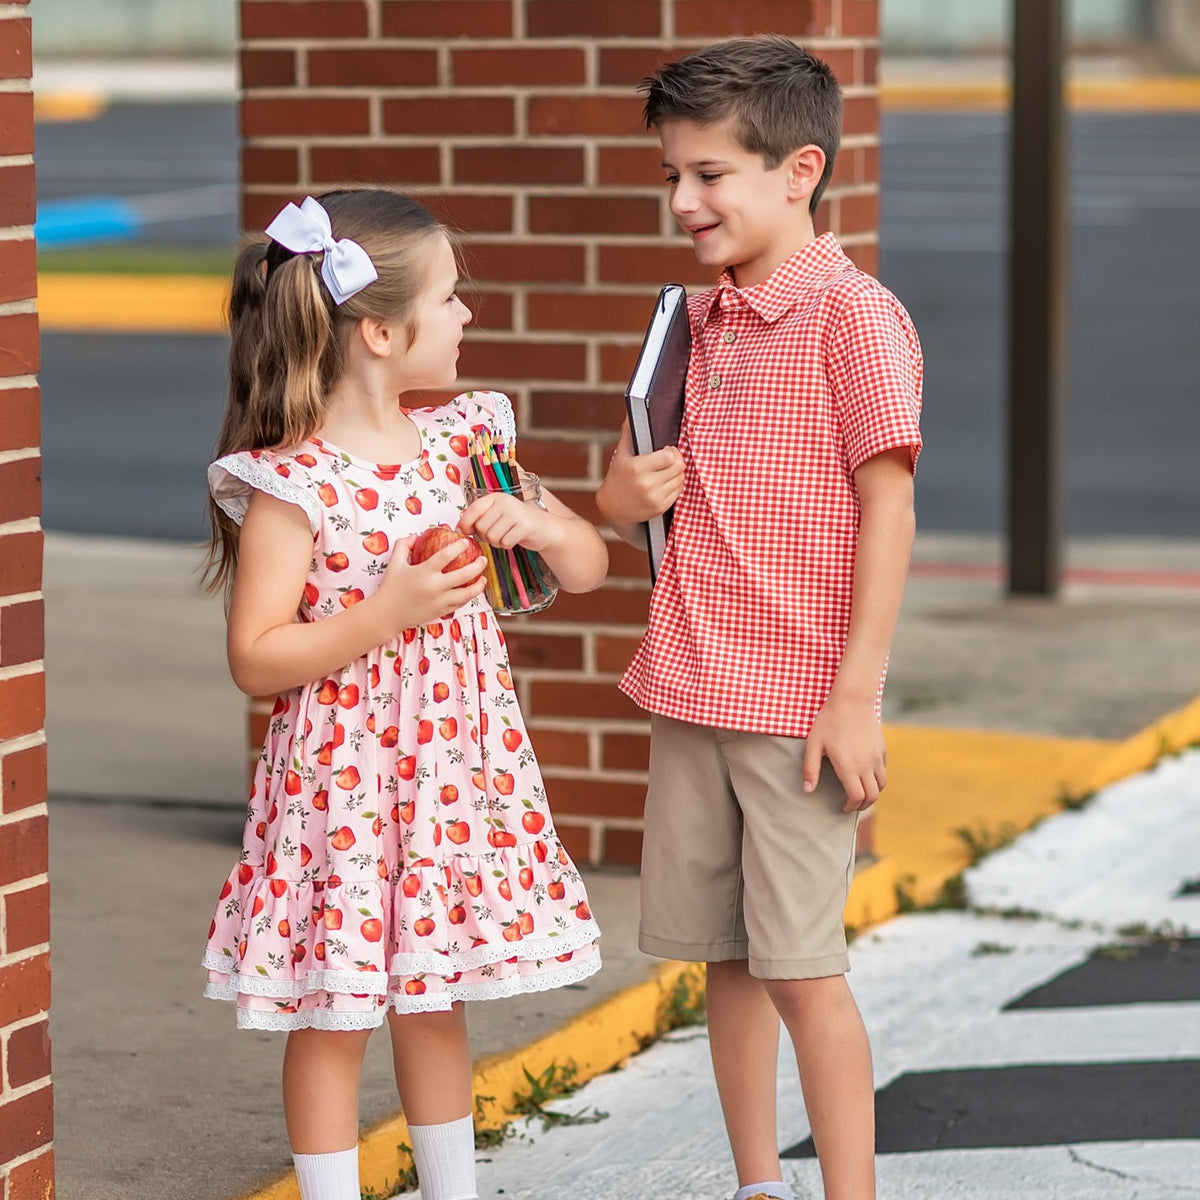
top-left (0, 6), bottom-right (53, 1200)
top-left (240, 0), bottom-right (882, 866)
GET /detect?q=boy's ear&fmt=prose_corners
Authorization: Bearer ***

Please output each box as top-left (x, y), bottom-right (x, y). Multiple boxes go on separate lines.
top-left (357, 316), bottom-right (394, 359)
top-left (785, 144), bottom-right (827, 205)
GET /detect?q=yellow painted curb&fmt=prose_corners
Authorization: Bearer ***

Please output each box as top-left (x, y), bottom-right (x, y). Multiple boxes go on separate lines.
top-left (34, 92), bottom-right (108, 122)
top-left (237, 698), bottom-right (1200, 1200)
top-left (881, 75), bottom-right (1200, 112)
top-left (37, 273), bottom-right (228, 333)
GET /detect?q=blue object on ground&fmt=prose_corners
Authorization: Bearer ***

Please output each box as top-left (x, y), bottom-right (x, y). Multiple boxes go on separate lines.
top-left (36, 196), bottom-right (141, 248)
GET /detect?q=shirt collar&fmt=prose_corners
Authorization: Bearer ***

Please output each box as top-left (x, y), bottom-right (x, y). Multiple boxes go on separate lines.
top-left (705, 232), bottom-right (850, 324)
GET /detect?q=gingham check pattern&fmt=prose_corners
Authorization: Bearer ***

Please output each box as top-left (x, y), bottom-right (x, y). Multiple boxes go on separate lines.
top-left (621, 233), bottom-right (924, 737)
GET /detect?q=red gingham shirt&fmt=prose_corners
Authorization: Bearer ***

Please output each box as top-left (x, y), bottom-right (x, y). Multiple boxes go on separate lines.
top-left (620, 233), bottom-right (924, 738)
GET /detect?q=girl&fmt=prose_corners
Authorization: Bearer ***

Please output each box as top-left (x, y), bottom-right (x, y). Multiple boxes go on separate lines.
top-left (202, 189), bottom-right (607, 1200)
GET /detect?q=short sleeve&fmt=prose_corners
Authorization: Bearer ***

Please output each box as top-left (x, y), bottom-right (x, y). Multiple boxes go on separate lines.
top-left (461, 389), bottom-right (517, 449)
top-left (208, 451), bottom-right (321, 534)
top-left (829, 284), bottom-right (924, 475)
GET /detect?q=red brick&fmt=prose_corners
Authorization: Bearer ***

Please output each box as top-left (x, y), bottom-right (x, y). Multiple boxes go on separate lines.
top-left (529, 194), bottom-right (660, 236)
top-left (4, 881), bottom-right (49, 955)
top-left (528, 95), bottom-right (644, 138)
top-left (549, 486), bottom-right (606, 527)
top-left (5, 1145), bottom-right (53, 1200)
top-left (602, 826), bottom-right (644, 867)
top-left (0, 159), bottom-right (36, 225)
top-left (461, 241), bottom-right (585, 285)
top-left (856, 811), bottom-right (875, 857)
top-left (514, 437), bottom-right (590, 480)
top-left (524, 727), bottom-right (590, 768)
top-left (242, 191), bottom-right (299, 233)
top-left (814, 199), bottom-right (832, 236)
top-left (241, 96), bottom-right (370, 138)
top-left (829, 146), bottom-right (862, 191)
top-left (597, 143), bottom-right (665, 188)
top-left (458, 338), bottom-right (586, 383)
top-left (0, 385), bottom-right (38, 452)
top-left (604, 538), bottom-right (653, 580)
top-left (595, 634), bottom-right (644, 674)
top-left (674, 0), bottom-right (820, 37)
top-left (844, 240), bottom-right (878, 278)
top-left (383, 95), bottom-right (514, 136)
top-left (309, 144), bottom-right (442, 186)
top-left (453, 47), bottom-right (586, 88)
top-left (542, 773), bottom-right (646, 818)
top-left (502, 631), bottom-right (583, 671)
top-left (552, 819), bottom-right (593, 865)
top-left (816, 46), bottom-right (856, 87)
top-left (842, 94), bottom-right (878, 138)
top-left (862, 143), bottom-right (880, 187)
top-left (381, 0), bottom-right (512, 38)
top-left (241, 1), bottom-right (368, 39)
top-left (0, 671), bottom-right (43, 741)
top-left (863, 45), bottom-right (880, 87)
top-left (597, 243), bottom-right (714, 286)
top-left (0, 93), bottom-right (33, 155)
top-left (529, 389), bottom-right (626, 432)
top-left (309, 48), bottom-right (439, 88)
top-left (601, 730), bottom-right (651, 771)
top-left (2, 742), bottom-right (46, 815)
top-left (0, 598), bottom-right (42, 667)
top-left (599, 45), bottom-right (681, 88)
top-left (839, 190), bottom-right (880, 235)
top-left (464, 289), bottom-right (513, 331)
top-left (0, 455), bottom-right (40, 524)
top-left (598, 340), bottom-right (642, 385)
top-left (528, 0), bottom-right (661, 37)
top-left (0, 18), bottom-right (32, 82)
top-left (0, 235), bottom-right (35, 307)
top-left (239, 48), bottom-right (295, 88)
top-left (529, 679), bottom-right (644, 721)
top-left (0, 1082), bottom-right (52, 1164)
top-left (241, 145), bottom-right (299, 187)
top-left (0, 953), bottom-right (49, 1027)
top-left (528, 291), bottom-right (652, 334)
top-left (841, 0), bottom-right (879, 39)
top-left (454, 145), bottom-right (584, 187)
top-left (0, 311), bottom-right (39, 379)
top-left (0, 813), bottom-right (46, 888)
top-left (5, 1016), bottom-right (51, 1088)
top-left (420, 192), bottom-right (513, 233)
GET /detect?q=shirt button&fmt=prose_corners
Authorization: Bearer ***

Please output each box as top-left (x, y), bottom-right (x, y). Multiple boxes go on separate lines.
top-left (722, 330), bottom-right (737, 344)
top-left (709, 373), bottom-right (721, 389)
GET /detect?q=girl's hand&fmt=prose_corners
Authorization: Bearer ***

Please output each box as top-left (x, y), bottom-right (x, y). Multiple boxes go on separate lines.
top-left (458, 492), bottom-right (551, 552)
top-left (374, 535), bottom-right (487, 634)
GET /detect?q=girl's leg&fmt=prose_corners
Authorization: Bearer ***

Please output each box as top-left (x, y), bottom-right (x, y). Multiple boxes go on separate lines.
top-left (282, 1027), bottom-right (372, 1200)
top-left (706, 959), bottom-right (786, 1186)
top-left (764, 975), bottom-right (875, 1200)
top-left (388, 1004), bottom-right (477, 1200)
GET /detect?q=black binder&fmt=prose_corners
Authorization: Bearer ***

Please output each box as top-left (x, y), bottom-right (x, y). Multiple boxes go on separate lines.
top-left (624, 284), bottom-right (690, 581)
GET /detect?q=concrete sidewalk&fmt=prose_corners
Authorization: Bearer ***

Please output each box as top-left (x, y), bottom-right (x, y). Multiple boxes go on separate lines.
top-left (44, 530), bottom-right (1200, 1200)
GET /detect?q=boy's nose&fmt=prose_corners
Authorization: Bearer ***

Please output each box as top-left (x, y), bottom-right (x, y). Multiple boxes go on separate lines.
top-left (670, 186), bottom-right (700, 217)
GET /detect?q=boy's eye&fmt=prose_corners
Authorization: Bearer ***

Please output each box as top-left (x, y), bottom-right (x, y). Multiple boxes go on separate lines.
top-left (664, 173), bottom-right (679, 186)
top-left (699, 173), bottom-right (723, 184)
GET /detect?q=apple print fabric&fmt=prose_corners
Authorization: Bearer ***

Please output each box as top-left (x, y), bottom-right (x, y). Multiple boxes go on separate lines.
top-left (203, 391), bottom-right (601, 1031)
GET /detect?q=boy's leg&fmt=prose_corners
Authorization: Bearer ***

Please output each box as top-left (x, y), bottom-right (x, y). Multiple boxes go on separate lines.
top-left (764, 975), bottom-right (875, 1200)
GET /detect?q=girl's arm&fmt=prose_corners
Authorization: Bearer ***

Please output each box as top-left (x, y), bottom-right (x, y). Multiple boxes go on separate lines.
top-left (458, 487), bottom-right (608, 593)
top-left (227, 490), bottom-right (486, 696)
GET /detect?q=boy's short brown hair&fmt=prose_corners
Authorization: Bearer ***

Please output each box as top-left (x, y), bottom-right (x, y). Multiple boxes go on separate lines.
top-left (639, 34), bottom-right (843, 215)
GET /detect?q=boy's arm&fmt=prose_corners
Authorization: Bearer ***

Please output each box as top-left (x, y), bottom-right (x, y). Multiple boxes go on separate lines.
top-left (595, 419), bottom-right (685, 549)
top-left (802, 446), bottom-right (916, 812)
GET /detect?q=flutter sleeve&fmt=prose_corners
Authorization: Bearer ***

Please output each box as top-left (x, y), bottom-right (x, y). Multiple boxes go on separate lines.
top-left (208, 450), bottom-right (321, 534)
top-left (461, 389), bottom-right (517, 449)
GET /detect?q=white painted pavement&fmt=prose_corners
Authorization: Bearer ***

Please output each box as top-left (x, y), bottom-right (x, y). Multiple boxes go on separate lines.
top-left (419, 751), bottom-right (1200, 1199)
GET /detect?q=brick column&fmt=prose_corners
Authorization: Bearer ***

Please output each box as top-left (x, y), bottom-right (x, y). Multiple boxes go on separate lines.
top-left (0, 6), bottom-right (54, 1199)
top-left (239, 0), bottom-right (882, 866)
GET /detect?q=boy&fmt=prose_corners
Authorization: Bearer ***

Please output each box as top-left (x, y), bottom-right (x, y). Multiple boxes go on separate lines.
top-left (596, 36), bottom-right (923, 1200)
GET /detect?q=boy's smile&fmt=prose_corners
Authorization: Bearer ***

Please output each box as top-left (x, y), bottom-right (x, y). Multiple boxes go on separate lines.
top-left (659, 116), bottom-right (819, 289)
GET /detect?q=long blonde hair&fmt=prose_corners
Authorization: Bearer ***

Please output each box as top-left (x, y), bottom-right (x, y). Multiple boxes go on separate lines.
top-left (204, 188), bottom-right (445, 594)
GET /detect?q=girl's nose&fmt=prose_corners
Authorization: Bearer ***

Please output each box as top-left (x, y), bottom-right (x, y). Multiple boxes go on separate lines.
top-left (456, 297), bottom-right (472, 326)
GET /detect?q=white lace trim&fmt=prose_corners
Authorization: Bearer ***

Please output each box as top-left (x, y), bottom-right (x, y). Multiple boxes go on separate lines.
top-left (462, 389), bottom-right (515, 448)
top-left (202, 920), bottom-right (601, 1000)
top-left (209, 453), bottom-right (322, 534)
top-left (226, 952), bottom-right (603, 1030)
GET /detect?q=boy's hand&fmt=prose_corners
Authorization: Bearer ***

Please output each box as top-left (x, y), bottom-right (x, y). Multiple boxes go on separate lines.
top-left (596, 420), bottom-right (685, 527)
top-left (802, 692), bottom-right (887, 812)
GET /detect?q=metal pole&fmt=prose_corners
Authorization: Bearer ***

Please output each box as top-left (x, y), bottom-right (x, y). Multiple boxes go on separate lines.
top-left (1007, 0), bottom-right (1068, 596)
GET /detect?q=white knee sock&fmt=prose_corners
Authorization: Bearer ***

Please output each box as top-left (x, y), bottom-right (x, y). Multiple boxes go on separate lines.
top-left (408, 1114), bottom-right (478, 1200)
top-left (293, 1147), bottom-right (360, 1200)
top-left (734, 1184), bottom-right (794, 1200)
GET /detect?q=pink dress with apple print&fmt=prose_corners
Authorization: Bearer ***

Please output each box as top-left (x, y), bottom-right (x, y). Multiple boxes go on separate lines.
top-left (203, 390), bottom-right (601, 1031)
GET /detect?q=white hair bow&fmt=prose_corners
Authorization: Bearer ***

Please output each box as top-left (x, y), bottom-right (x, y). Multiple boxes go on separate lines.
top-left (264, 196), bottom-right (378, 305)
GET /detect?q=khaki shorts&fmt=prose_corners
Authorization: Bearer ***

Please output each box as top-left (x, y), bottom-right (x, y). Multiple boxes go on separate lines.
top-left (639, 714), bottom-right (859, 980)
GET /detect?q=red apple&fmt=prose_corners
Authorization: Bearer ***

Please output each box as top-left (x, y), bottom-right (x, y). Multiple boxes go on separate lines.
top-left (312, 788), bottom-right (329, 812)
top-left (330, 825), bottom-right (356, 850)
top-left (336, 684), bottom-right (359, 709)
top-left (277, 918), bottom-right (291, 938)
top-left (300, 843), bottom-right (313, 868)
top-left (439, 717), bottom-right (458, 741)
top-left (402, 874), bottom-right (422, 898)
top-left (417, 719), bottom-right (434, 745)
top-left (323, 907), bottom-right (342, 930)
top-left (270, 877), bottom-right (288, 898)
top-left (335, 766), bottom-right (360, 791)
top-left (414, 916), bottom-right (435, 938)
top-left (493, 772), bottom-right (514, 796)
top-left (237, 863), bottom-right (254, 886)
top-left (318, 482), bottom-right (338, 507)
top-left (404, 978), bottom-right (426, 995)
top-left (362, 530), bottom-right (389, 556)
top-left (432, 681), bottom-right (450, 703)
top-left (397, 754), bottom-right (416, 779)
top-left (409, 525), bottom-right (482, 573)
top-left (548, 879), bottom-right (565, 900)
top-left (518, 867), bottom-right (534, 891)
top-left (502, 727), bottom-right (523, 752)
top-left (448, 904), bottom-right (467, 925)
top-left (340, 588), bottom-right (365, 609)
top-left (449, 434), bottom-right (469, 456)
top-left (284, 769), bottom-right (302, 796)
top-left (355, 487), bottom-right (379, 510)
top-left (497, 877), bottom-right (513, 902)
top-left (361, 917), bottom-right (383, 943)
top-left (325, 551), bottom-right (349, 573)
top-left (446, 820), bottom-right (470, 844)
top-left (521, 811), bottom-right (545, 835)
top-left (316, 679), bottom-right (338, 705)
top-left (440, 784), bottom-right (459, 805)
top-left (517, 911), bottom-right (534, 935)
top-left (465, 874), bottom-right (483, 897)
